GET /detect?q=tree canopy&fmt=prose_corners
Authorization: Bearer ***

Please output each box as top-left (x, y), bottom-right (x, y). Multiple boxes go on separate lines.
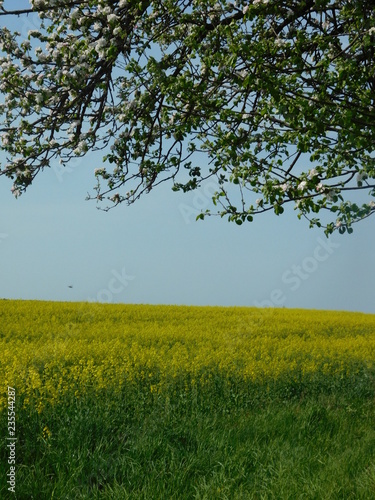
top-left (0, 0), bottom-right (374, 234)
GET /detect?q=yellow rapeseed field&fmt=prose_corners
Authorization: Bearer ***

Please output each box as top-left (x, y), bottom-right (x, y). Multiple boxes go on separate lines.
top-left (1, 300), bottom-right (375, 412)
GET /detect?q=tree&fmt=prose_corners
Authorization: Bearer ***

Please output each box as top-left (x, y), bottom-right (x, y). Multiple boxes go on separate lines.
top-left (0, 0), bottom-right (374, 235)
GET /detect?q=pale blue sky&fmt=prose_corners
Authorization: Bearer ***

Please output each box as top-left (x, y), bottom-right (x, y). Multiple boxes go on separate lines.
top-left (0, 1), bottom-right (374, 313)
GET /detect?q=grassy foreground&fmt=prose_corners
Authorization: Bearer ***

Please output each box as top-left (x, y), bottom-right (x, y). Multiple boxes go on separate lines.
top-left (1, 300), bottom-right (375, 498)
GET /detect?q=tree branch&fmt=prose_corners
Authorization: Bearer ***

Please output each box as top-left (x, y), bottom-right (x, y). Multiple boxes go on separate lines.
top-left (0, 1), bottom-right (87, 17)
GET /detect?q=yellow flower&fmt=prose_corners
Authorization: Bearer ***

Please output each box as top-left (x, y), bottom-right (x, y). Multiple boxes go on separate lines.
top-left (0, 300), bottom-right (374, 412)
top-left (42, 425), bottom-right (52, 439)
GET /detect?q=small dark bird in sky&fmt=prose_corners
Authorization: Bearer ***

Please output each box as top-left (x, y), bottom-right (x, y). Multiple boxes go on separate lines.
top-left (68, 285), bottom-right (73, 289)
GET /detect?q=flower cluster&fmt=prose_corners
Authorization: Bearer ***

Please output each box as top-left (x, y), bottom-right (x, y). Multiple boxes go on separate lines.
top-left (1, 300), bottom-right (374, 413)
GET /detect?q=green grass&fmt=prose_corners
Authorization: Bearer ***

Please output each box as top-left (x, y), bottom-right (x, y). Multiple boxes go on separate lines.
top-left (2, 374), bottom-right (375, 499)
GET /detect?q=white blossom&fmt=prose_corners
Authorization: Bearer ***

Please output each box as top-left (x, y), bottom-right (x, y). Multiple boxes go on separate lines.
top-left (357, 171), bottom-right (367, 185)
top-left (95, 38), bottom-right (107, 51)
top-left (95, 168), bottom-right (106, 176)
top-left (77, 140), bottom-right (88, 152)
top-left (275, 38), bottom-right (287, 47)
top-left (237, 69), bottom-right (247, 79)
top-left (1, 133), bottom-right (10, 145)
top-left (308, 168), bottom-right (319, 178)
top-left (99, 6), bottom-right (111, 15)
top-left (298, 180), bottom-right (307, 191)
top-left (67, 121), bottom-right (81, 134)
top-left (107, 14), bottom-right (119, 24)
top-left (71, 9), bottom-right (80, 20)
top-left (30, 0), bottom-right (45, 9)
top-left (11, 186), bottom-right (20, 198)
top-left (21, 40), bottom-right (31, 50)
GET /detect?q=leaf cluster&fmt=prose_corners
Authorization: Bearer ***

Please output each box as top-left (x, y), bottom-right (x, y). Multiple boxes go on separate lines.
top-left (0, 0), bottom-right (375, 233)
